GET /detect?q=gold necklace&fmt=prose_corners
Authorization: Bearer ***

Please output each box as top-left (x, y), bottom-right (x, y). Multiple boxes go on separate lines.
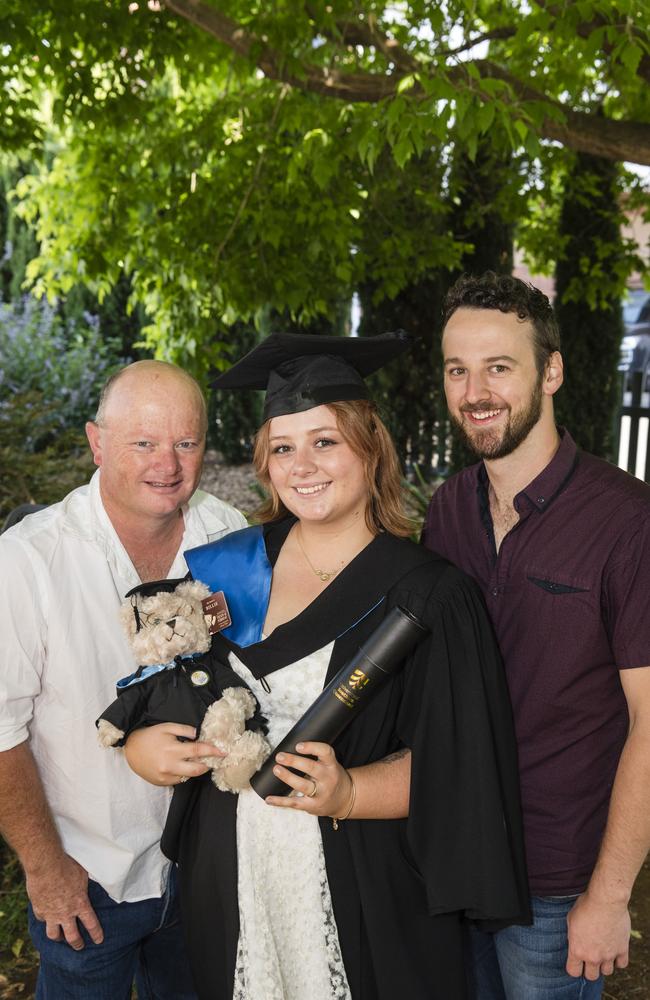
top-left (295, 526), bottom-right (344, 582)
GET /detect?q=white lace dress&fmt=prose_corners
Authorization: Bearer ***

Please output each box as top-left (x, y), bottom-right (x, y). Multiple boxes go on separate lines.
top-left (230, 641), bottom-right (352, 1000)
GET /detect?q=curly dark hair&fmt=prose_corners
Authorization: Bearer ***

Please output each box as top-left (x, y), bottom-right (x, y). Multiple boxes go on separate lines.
top-left (443, 271), bottom-right (561, 375)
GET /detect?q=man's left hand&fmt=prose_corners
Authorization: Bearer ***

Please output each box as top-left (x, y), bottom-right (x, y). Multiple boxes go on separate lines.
top-left (566, 891), bottom-right (630, 980)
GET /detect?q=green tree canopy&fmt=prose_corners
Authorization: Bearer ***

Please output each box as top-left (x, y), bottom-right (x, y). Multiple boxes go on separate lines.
top-left (4, 1), bottom-right (650, 161)
top-left (1, 1), bottom-right (648, 372)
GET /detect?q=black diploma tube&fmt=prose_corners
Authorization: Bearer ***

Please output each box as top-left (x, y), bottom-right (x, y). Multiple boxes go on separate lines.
top-left (250, 605), bottom-right (428, 799)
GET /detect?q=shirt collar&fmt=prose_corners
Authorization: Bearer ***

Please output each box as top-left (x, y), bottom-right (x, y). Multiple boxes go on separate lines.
top-left (476, 428), bottom-right (579, 517)
top-left (69, 473), bottom-right (235, 584)
top-left (517, 428), bottom-right (578, 513)
top-left (182, 490), bottom-right (232, 546)
top-left (476, 465), bottom-right (496, 544)
top-left (86, 470), bottom-right (142, 586)
top-left (84, 472), bottom-right (211, 586)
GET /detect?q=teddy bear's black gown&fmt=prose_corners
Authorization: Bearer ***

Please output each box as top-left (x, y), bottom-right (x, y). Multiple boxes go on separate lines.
top-left (163, 520), bottom-right (530, 1000)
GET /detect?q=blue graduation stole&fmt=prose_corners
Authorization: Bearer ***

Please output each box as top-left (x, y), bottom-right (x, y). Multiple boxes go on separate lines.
top-left (185, 525), bottom-right (271, 648)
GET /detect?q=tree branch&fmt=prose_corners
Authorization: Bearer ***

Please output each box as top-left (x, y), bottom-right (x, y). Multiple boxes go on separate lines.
top-left (214, 85), bottom-right (288, 265)
top-left (359, 13), bottom-right (419, 73)
top-left (313, 9), bottom-right (418, 72)
top-left (471, 60), bottom-right (650, 164)
top-left (164, 0), bottom-right (397, 99)
top-left (439, 27), bottom-right (516, 58)
top-left (162, 0), bottom-right (650, 165)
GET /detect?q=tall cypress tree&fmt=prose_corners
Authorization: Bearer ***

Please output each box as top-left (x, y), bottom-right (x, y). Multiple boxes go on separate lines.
top-left (554, 152), bottom-right (625, 460)
top-left (356, 147), bottom-right (448, 475)
top-left (357, 139), bottom-right (517, 477)
top-left (358, 271), bottom-right (446, 475)
top-left (209, 321), bottom-right (267, 464)
top-left (445, 138), bottom-right (517, 472)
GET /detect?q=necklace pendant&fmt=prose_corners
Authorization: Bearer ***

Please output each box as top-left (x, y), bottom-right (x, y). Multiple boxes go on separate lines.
top-left (318, 570), bottom-right (332, 582)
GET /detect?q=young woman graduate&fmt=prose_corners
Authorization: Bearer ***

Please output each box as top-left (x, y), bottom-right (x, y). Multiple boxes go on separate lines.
top-left (125, 331), bottom-right (530, 1000)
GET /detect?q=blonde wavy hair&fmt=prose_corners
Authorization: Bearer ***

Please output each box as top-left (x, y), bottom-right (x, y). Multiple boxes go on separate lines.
top-left (252, 399), bottom-right (414, 537)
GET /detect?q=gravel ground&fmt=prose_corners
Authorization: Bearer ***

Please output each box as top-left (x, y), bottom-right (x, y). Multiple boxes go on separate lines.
top-left (200, 449), bottom-right (261, 517)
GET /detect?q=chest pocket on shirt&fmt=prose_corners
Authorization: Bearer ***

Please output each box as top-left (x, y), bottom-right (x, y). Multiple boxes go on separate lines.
top-left (527, 576), bottom-right (589, 595)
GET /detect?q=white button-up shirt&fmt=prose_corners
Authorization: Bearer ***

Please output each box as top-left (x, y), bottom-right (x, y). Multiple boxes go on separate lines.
top-left (0, 471), bottom-right (246, 902)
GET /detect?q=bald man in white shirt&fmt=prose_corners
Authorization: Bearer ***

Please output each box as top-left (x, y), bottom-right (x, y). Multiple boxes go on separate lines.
top-left (0, 361), bottom-right (247, 1000)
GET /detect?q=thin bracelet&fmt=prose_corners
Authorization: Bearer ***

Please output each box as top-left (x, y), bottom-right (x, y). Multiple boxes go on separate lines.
top-left (332, 770), bottom-right (356, 831)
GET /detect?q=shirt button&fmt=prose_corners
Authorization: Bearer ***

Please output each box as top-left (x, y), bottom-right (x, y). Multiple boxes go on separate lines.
top-left (491, 587), bottom-right (498, 597)
top-left (537, 496), bottom-right (545, 504)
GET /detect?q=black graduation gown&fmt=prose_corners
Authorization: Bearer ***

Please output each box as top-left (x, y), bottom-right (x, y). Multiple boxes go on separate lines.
top-left (163, 521), bottom-right (530, 1000)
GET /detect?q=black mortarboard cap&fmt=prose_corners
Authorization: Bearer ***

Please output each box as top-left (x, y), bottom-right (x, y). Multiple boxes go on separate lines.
top-left (211, 331), bottom-right (410, 420)
top-left (124, 576), bottom-right (192, 633)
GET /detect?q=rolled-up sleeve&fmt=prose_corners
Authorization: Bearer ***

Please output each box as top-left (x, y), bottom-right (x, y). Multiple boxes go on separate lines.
top-left (0, 535), bottom-right (47, 750)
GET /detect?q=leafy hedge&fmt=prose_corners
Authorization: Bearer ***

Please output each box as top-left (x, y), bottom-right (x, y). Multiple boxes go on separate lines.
top-left (0, 298), bottom-right (125, 521)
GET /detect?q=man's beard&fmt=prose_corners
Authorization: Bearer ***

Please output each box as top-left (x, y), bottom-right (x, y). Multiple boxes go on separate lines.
top-left (450, 374), bottom-right (544, 461)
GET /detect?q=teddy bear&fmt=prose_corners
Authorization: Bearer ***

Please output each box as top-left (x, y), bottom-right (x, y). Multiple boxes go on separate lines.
top-left (96, 577), bottom-right (270, 793)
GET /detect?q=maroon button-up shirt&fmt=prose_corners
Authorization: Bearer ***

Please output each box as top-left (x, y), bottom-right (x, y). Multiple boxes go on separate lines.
top-left (423, 430), bottom-right (650, 894)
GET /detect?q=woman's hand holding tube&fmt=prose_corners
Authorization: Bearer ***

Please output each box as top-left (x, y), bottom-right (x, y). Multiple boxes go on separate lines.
top-left (265, 741), bottom-right (353, 818)
top-left (265, 741), bottom-right (411, 820)
top-left (124, 723), bottom-right (221, 786)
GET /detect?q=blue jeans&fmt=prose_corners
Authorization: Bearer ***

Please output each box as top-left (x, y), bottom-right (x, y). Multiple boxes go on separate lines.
top-left (467, 896), bottom-right (604, 999)
top-left (28, 866), bottom-right (197, 1000)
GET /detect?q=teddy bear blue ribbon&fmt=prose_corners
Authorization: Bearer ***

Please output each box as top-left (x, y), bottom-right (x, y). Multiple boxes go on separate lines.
top-left (116, 651), bottom-right (207, 690)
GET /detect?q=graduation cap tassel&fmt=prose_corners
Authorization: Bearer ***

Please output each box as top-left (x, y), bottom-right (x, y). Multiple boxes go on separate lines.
top-left (131, 597), bottom-right (142, 633)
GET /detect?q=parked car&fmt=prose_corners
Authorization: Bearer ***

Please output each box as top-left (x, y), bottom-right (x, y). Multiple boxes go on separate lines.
top-left (619, 289), bottom-right (650, 378)
top-left (622, 289), bottom-right (650, 327)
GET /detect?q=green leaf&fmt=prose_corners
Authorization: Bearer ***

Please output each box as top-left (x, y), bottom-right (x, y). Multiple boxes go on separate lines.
top-left (392, 135), bottom-right (414, 169)
top-left (386, 96), bottom-right (406, 129)
top-left (397, 74), bottom-right (416, 95)
top-left (514, 119), bottom-right (529, 142)
top-left (476, 101), bottom-right (496, 134)
top-left (619, 42), bottom-right (643, 75)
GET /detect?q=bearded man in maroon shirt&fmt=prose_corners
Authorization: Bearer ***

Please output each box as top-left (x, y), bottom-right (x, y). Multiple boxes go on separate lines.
top-left (423, 271), bottom-right (650, 1000)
